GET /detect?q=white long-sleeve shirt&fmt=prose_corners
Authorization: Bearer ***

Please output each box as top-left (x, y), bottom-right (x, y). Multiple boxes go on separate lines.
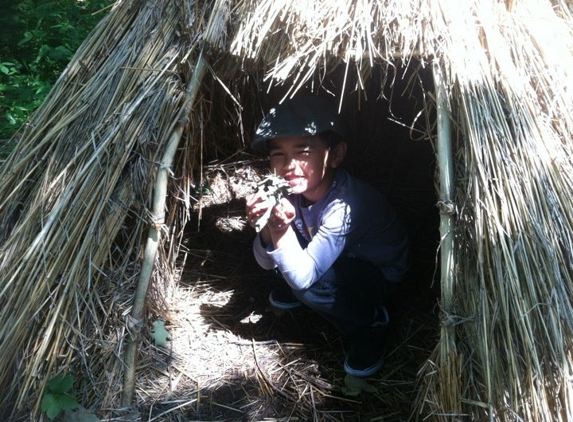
top-left (253, 169), bottom-right (410, 290)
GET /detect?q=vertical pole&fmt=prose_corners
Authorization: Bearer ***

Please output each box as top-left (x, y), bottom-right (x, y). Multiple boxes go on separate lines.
top-left (121, 53), bottom-right (207, 407)
top-left (434, 64), bottom-right (455, 319)
top-left (122, 0), bottom-right (229, 407)
top-left (433, 63), bottom-right (456, 379)
top-left (433, 63), bottom-right (461, 415)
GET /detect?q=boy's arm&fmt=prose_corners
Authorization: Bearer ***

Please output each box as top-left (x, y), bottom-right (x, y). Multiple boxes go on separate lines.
top-left (252, 227), bottom-right (276, 270)
top-left (249, 197), bottom-right (350, 290)
top-left (269, 202), bottom-right (349, 290)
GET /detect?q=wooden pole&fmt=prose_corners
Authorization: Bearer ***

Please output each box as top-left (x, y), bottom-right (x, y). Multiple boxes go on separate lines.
top-left (433, 63), bottom-right (461, 415)
top-left (120, 0), bottom-right (230, 405)
top-left (434, 65), bottom-right (455, 319)
top-left (121, 52), bottom-right (207, 407)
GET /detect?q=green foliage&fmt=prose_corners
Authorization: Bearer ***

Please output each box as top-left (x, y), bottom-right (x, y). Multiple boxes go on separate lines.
top-left (0, 0), bottom-right (113, 139)
top-left (41, 373), bottom-right (79, 420)
top-left (341, 374), bottom-right (378, 397)
top-left (253, 173), bottom-right (293, 232)
top-left (150, 320), bottom-right (170, 347)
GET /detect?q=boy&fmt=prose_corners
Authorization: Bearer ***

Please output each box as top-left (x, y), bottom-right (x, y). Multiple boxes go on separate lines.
top-left (245, 93), bottom-right (410, 377)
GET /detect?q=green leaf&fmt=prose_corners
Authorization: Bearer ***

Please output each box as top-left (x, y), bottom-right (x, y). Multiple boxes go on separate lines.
top-left (56, 393), bottom-right (79, 411)
top-left (150, 320), bottom-right (170, 347)
top-left (41, 393), bottom-right (60, 420)
top-left (0, 62), bottom-right (16, 76)
top-left (18, 31), bottom-right (34, 46)
top-left (47, 373), bottom-right (73, 394)
top-left (42, 373), bottom-right (79, 420)
top-left (41, 392), bottom-right (79, 420)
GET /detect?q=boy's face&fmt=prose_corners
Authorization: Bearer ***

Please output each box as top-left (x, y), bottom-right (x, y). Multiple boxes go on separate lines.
top-left (268, 135), bottom-right (345, 204)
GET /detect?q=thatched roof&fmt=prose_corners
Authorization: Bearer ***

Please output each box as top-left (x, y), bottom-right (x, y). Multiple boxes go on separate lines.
top-left (1, 0), bottom-right (573, 420)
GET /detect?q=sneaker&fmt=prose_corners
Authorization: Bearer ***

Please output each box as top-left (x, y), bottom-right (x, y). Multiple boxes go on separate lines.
top-left (343, 306), bottom-right (390, 377)
top-left (269, 285), bottom-right (303, 310)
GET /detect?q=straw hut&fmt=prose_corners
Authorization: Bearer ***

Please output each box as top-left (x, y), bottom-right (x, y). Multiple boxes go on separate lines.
top-left (1, 0), bottom-right (573, 420)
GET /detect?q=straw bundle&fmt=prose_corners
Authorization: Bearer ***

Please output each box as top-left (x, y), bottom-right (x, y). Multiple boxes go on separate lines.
top-left (416, 1), bottom-right (573, 420)
top-left (1, 0), bottom-right (573, 420)
top-left (0, 0), bottom-right (211, 415)
top-left (230, 0), bottom-right (437, 99)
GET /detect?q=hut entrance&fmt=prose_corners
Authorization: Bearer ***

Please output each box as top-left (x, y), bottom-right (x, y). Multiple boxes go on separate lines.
top-left (165, 61), bottom-right (440, 421)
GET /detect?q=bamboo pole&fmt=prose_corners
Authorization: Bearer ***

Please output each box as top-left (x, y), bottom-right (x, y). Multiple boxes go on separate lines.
top-left (120, 52), bottom-right (207, 407)
top-left (121, 0), bottom-right (230, 405)
top-left (433, 63), bottom-right (460, 414)
top-left (434, 66), bottom-right (455, 316)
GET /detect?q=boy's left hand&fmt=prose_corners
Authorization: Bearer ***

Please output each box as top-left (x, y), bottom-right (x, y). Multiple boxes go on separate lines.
top-left (267, 198), bottom-right (295, 233)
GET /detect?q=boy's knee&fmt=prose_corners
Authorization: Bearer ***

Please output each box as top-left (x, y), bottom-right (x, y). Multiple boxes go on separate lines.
top-left (292, 281), bottom-right (336, 307)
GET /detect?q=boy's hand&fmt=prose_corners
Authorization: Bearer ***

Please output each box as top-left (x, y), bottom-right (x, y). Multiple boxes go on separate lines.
top-left (245, 173), bottom-right (292, 232)
top-left (245, 191), bottom-right (270, 230)
top-left (245, 195), bottom-right (294, 231)
top-left (267, 198), bottom-right (295, 233)
top-left (246, 195), bottom-right (295, 248)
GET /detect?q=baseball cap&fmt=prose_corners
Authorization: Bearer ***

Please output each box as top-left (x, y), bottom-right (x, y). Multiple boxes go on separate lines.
top-left (251, 93), bottom-right (348, 151)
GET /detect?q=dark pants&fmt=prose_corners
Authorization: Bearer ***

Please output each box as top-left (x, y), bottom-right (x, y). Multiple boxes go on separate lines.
top-left (288, 256), bottom-right (399, 337)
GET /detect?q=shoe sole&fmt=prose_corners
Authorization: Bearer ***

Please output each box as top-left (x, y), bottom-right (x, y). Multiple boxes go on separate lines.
top-left (343, 356), bottom-right (385, 378)
top-left (268, 293), bottom-right (303, 310)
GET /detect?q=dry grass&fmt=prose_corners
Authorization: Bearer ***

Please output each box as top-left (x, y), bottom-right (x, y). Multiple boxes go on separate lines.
top-left (0, 0), bottom-right (198, 416)
top-left (417, 1), bottom-right (573, 420)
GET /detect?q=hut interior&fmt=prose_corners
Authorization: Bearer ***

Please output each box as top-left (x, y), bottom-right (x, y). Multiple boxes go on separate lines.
top-left (139, 60), bottom-right (443, 421)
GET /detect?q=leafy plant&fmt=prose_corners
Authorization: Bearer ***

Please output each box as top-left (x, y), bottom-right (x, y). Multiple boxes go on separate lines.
top-left (41, 373), bottom-right (79, 420)
top-left (253, 173), bottom-right (293, 232)
top-left (341, 374), bottom-right (377, 397)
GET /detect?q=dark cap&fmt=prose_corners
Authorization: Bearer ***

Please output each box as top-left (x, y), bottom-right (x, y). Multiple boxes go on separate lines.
top-left (251, 93), bottom-right (348, 151)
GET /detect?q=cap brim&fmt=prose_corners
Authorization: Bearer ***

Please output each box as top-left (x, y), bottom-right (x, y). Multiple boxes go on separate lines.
top-left (251, 94), bottom-right (347, 151)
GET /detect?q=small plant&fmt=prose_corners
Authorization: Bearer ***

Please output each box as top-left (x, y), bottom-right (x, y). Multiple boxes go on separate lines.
top-left (41, 373), bottom-right (79, 420)
top-left (150, 320), bottom-right (170, 347)
top-left (341, 374), bottom-right (377, 397)
top-left (253, 173), bottom-right (293, 232)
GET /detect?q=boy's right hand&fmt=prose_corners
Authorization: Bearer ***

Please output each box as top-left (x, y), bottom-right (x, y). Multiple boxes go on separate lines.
top-left (246, 174), bottom-right (293, 233)
top-left (245, 191), bottom-right (269, 229)
top-left (246, 191), bottom-right (274, 245)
